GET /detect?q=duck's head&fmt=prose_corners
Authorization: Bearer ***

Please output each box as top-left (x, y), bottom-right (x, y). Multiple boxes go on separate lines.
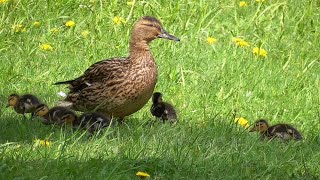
top-left (249, 119), bottom-right (269, 133)
top-left (131, 16), bottom-right (180, 44)
top-left (6, 94), bottom-right (19, 107)
top-left (152, 92), bottom-right (163, 104)
top-left (61, 112), bottom-right (77, 125)
top-left (35, 104), bottom-right (49, 117)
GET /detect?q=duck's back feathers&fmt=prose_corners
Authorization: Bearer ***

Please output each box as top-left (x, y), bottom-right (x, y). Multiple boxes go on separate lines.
top-left (54, 57), bottom-right (128, 93)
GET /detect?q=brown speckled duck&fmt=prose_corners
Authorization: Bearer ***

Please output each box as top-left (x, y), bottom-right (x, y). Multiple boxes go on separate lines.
top-left (249, 119), bottom-right (303, 141)
top-left (35, 104), bottom-right (77, 125)
top-left (54, 16), bottom-right (179, 120)
top-left (6, 93), bottom-right (42, 120)
top-left (150, 92), bottom-right (177, 123)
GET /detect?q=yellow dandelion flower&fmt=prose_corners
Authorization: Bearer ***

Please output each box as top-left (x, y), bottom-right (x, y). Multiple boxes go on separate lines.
top-left (136, 172), bottom-right (150, 179)
top-left (33, 21), bottom-right (40, 27)
top-left (127, 1), bottom-right (134, 6)
top-left (239, 1), bottom-right (248, 7)
top-left (12, 24), bottom-right (26, 33)
top-left (0, 0), bottom-right (9, 4)
top-left (40, 43), bottom-right (53, 51)
top-left (232, 37), bottom-right (250, 47)
top-left (234, 117), bottom-right (250, 128)
top-left (34, 139), bottom-right (51, 147)
top-left (253, 47), bottom-right (267, 57)
top-left (81, 30), bottom-right (90, 38)
top-left (112, 16), bottom-right (126, 26)
top-left (65, 20), bottom-right (76, 28)
top-left (207, 37), bottom-right (217, 44)
top-left (256, 0), bottom-right (265, 2)
top-left (50, 28), bottom-right (60, 34)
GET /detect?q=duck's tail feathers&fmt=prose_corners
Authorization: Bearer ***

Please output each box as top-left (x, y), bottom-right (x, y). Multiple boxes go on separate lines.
top-left (54, 80), bottom-right (74, 85)
top-left (56, 101), bottom-right (73, 108)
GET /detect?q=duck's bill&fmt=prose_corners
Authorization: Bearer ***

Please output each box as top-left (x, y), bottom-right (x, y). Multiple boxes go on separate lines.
top-left (158, 30), bottom-right (180, 41)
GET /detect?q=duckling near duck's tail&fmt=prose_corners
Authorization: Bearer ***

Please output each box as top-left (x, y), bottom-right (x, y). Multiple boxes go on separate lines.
top-left (35, 104), bottom-right (77, 126)
top-left (73, 112), bottom-right (111, 135)
top-left (150, 92), bottom-right (177, 123)
top-left (54, 16), bottom-right (179, 121)
top-left (6, 93), bottom-right (42, 120)
top-left (249, 119), bottom-right (303, 141)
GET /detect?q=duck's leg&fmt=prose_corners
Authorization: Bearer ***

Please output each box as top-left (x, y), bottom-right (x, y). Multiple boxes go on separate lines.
top-left (29, 112), bottom-right (35, 120)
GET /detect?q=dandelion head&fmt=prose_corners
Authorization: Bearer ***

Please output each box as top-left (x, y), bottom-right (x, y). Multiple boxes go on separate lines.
top-left (232, 37), bottom-right (250, 47)
top-left (207, 37), bottom-right (217, 44)
top-left (65, 20), bottom-right (76, 28)
top-left (234, 117), bottom-right (250, 128)
top-left (12, 24), bottom-right (26, 33)
top-left (33, 21), bottom-right (40, 27)
top-left (0, 0), bottom-right (9, 4)
top-left (40, 43), bottom-right (53, 51)
top-left (112, 16), bottom-right (126, 26)
top-left (34, 139), bottom-right (51, 147)
top-left (50, 28), bottom-right (60, 34)
top-left (136, 172), bottom-right (150, 179)
top-left (253, 47), bottom-right (267, 57)
top-left (127, 1), bottom-right (134, 6)
top-left (81, 30), bottom-right (90, 38)
top-left (239, 1), bottom-right (248, 7)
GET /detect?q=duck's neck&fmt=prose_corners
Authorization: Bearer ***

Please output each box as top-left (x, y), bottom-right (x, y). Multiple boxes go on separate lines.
top-left (129, 38), bottom-right (153, 62)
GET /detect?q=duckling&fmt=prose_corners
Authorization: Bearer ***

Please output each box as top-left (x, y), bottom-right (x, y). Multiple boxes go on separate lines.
top-left (6, 93), bottom-right (42, 120)
top-left (73, 112), bottom-right (111, 135)
top-left (54, 16), bottom-right (180, 121)
top-left (35, 104), bottom-right (77, 126)
top-left (249, 119), bottom-right (302, 141)
top-left (150, 92), bottom-right (177, 123)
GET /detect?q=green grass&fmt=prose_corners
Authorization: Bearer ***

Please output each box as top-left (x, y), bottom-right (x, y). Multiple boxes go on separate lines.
top-left (1, 0), bottom-right (320, 179)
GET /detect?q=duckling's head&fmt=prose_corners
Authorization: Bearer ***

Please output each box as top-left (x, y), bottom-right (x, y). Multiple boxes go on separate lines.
top-left (61, 113), bottom-right (77, 125)
top-left (35, 104), bottom-right (49, 117)
top-left (7, 94), bottom-right (19, 107)
top-left (131, 16), bottom-right (180, 45)
top-left (152, 92), bottom-right (163, 104)
top-left (249, 119), bottom-right (269, 133)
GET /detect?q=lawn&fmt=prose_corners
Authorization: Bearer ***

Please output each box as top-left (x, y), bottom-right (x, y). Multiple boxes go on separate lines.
top-left (0, 0), bottom-right (320, 179)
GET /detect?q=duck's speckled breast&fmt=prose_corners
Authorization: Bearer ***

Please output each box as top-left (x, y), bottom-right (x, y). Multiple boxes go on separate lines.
top-left (107, 56), bottom-right (158, 118)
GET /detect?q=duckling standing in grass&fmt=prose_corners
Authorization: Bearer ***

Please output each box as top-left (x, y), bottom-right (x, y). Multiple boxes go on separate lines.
top-left (35, 104), bottom-right (77, 126)
top-left (150, 92), bottom-right (177, 123)
top-left (73, 112), bottom-right (111, 135)
top-left (6, 94), bottom-right (42, 120)
top-left (249, 119), bottom-right (303, 141)
top-left (54, 16), bottom-right (180, 121)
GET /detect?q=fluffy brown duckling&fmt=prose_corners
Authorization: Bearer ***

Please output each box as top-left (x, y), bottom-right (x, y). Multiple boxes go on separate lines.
top-left (150, 92), bottom-right (177, 123)
top-left (73, 112), bottom-right (111, 135)
top-left (249, 119), bottom-right (303, 141)
top-left (54, 16), bottom-right (180, 121)
top-left (35, 104), bottom-right (77, 126)
top-left (6, 93), bottom-right (42, 120)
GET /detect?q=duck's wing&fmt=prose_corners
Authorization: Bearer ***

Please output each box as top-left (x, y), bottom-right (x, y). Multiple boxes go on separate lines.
top-left (54, 57), bottom-right (129, 92)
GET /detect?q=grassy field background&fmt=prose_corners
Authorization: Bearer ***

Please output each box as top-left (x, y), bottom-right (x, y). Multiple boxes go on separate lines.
top-left (1, 0), bottom-right (319, 179)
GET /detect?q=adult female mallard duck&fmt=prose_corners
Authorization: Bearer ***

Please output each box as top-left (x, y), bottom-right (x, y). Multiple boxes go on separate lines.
top-left (150, 92), bottom-right (177, 123)
top-left (55, 16), bottom-right (179, 120)
top-left (35, 104), bottom-right (77, 125)
top-left (249, 119), bottom-right (303, 141)
top-left (6, 93), bottom-right (42, 120)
